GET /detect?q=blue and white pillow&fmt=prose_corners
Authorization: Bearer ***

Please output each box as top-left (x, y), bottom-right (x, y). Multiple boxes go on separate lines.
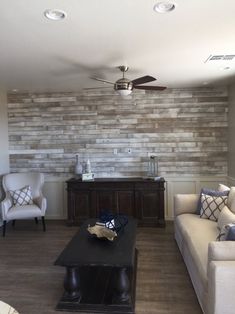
top-left (200, 194), bottom-right (227, 221)
top-left (9, 185), bottom-right (33, 206)
top-left (196, 188), bottom-right (229, 214)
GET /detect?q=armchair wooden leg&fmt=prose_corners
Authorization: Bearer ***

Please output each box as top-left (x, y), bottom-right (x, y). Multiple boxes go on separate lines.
top-left (3, 221), bottom-right (6, 237)
top-left (12, 220), bottom-right (16, 227)
top-left (41, 216), bottom-right (46, 232)
top-left (35, 218), bottom-right (38, 224)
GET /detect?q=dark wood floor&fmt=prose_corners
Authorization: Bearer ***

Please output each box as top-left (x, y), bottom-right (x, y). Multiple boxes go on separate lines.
top-left (0, 220), bottom-right (202, 314)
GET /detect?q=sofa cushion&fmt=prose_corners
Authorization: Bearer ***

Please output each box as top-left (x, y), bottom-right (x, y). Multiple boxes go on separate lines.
top-left (218, 184), bottom-right (230, 192)
top-left (228, 187), bottom-right (235, 214)
top-left (217, 206), bottom-right (235, 230)
top-left (175, 214), bottom-right (217, 283)
top-left (217, 185), bottom-right (235, 214)
top-left (200, 194), bottom-right (227, 221)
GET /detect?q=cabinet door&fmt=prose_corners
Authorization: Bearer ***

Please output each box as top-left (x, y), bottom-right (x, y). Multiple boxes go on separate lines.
top-left (136, 189), bottom-right (164, 227)
top-left (95, 190), bottom-right (135, 217)
top-left (95, 190), bottom-right (116, 216)
top-left (116, 190), bottom-right (135, 216)
top-left (68, 190), bottom-right (91, 225)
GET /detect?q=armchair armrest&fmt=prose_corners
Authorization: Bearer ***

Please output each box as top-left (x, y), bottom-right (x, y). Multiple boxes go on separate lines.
top-left (1, 195), bottom-right (13, 220)
top-left (208, 261), bottom-right (235, 314)
top-left (174, 194), bottom-right (199, 217)
top-left (34, 195), bottom-right (47, 216)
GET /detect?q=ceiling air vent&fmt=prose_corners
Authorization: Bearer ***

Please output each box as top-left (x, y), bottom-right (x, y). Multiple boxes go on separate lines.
top-left (205, 54), bottom-right (235, 63)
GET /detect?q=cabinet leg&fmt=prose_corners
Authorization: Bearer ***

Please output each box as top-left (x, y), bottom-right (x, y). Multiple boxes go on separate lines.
top-left (112, 267), bottom-right (130, 304)
top-left (63, 267), bottom-right (81, 302)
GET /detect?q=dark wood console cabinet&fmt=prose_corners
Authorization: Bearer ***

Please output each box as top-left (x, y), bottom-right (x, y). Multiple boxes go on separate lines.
top-left (66, 177), bottom-right (165, 227)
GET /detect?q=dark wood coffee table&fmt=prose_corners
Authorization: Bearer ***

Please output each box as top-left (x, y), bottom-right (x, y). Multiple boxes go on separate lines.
top-left (54, 218), bottom-right (138, 313)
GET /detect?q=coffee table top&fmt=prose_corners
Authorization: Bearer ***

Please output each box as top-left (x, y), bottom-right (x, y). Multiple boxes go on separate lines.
top-left (55, 217), bottom-right (137, 268)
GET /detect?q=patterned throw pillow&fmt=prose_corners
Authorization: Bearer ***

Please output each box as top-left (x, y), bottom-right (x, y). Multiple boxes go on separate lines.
top-left (9, 185), bottom-right (33, 206)
top-left (196, 188), bottom-right (229, 214)
top-left (200, 194), bottom-right (228, 221)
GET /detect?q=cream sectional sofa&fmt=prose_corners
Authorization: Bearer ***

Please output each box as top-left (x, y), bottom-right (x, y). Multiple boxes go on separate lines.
top-left (174, 186), bottom-right (235, 314)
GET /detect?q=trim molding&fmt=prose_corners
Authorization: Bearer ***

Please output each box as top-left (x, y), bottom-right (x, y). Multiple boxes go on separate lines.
top-left (228, 176), bottom-right (235, 186)
top-left (1, 175), bottom-right (232, 225)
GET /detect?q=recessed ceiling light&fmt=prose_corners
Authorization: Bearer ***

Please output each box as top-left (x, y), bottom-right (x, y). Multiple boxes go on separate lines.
top-left (153, 2), bottom-right (176, 13)
top-left (44, 9), bottom-right (67, 21)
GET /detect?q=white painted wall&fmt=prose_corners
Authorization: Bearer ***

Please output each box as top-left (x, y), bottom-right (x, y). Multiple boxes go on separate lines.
top-left (0, 89), bottom-right (9, 225)
top-left (0, 89), bottom-right (9, 196)
top-left (228, 84), bottom-right (235, 183)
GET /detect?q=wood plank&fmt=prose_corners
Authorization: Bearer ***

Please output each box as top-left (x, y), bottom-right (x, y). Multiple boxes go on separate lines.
top-left (0, 220), bottom-right (202, 314)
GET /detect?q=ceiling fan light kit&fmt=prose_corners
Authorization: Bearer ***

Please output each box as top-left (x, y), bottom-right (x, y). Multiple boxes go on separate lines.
top-left (44, 9), bottom-right (67, 20)
top-left (153, 1), bottom-right (176, 13)
top-left (90, 65), bottom-right (166, 96)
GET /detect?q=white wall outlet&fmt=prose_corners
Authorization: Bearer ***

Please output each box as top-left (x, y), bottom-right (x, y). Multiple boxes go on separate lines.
top-left (113, 148), bottom-right (118, 155)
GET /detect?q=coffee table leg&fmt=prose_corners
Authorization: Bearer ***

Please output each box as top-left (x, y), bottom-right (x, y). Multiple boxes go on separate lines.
top-left (113, 267), bottom-right (130, 303)
top-left (63, 267), bottom-right (81, 301)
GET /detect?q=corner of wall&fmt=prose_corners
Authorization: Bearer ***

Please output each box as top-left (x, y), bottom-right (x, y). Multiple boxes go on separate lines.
top-left (0, 88), bottom-right (9, 202)
top-left (228, 84), bottom-right (235, 182)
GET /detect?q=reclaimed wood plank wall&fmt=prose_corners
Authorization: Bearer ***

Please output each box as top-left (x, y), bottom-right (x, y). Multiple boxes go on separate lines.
top-left (7, 87), bottom-right (228, 178)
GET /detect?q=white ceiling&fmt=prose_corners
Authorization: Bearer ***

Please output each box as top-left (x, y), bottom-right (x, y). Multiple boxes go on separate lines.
top-left (1, 0), bottom-right (235, 92)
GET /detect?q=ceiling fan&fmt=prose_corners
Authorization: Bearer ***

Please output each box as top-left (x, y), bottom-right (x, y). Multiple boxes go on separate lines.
top-left (90, 66), bottom-right (166, 96)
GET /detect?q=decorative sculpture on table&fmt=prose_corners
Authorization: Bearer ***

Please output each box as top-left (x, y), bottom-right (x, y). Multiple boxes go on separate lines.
top-left (82, 156), bottom-right (94, 181)
top-left (87, 223), bottom-right (117, 241)
top-left (87, 212), bottom-right (128, 241)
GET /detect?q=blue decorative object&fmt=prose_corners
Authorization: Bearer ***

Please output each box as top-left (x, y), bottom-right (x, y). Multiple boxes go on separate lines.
top-left (226, 225), bottom-right (235, 241)
top-left (99, 211), bottom-right (128, 233)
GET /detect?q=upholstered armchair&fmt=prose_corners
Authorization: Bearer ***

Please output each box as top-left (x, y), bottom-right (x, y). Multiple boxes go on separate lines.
top-left (1, 172), bottom-right (47, 237)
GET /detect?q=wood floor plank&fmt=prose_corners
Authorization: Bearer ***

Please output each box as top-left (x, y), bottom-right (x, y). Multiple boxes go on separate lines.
top-left (0, 221), bottom-right (202, 314)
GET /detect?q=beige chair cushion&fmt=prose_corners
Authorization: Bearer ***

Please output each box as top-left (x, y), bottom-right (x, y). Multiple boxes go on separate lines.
top-left (6, 205), bottom-right (42, 220)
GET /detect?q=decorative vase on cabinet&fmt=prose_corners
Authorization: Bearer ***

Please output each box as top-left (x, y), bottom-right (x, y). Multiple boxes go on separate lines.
top-left (74, 154), bottom-right (83, 178)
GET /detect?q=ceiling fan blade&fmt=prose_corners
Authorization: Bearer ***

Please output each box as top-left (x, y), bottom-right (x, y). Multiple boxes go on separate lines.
top-left (90, 76), bottom-right (114, 85)
top-left (131, 75), bottom-right (156, 86)
top-left (84, 86), bottom-right (113, 90)
top-left (134, 85), bottom-right (166, 91)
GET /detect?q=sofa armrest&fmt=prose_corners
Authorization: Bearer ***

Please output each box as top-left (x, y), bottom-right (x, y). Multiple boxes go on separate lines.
top-left (1, 195), bottom-right (13, 220)
top-left (174, 194), bottom-right (199, 217)
top-left (208, 261), bottom-right (235, 314)
top-left (208, 241), bottom-right (235, 262)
